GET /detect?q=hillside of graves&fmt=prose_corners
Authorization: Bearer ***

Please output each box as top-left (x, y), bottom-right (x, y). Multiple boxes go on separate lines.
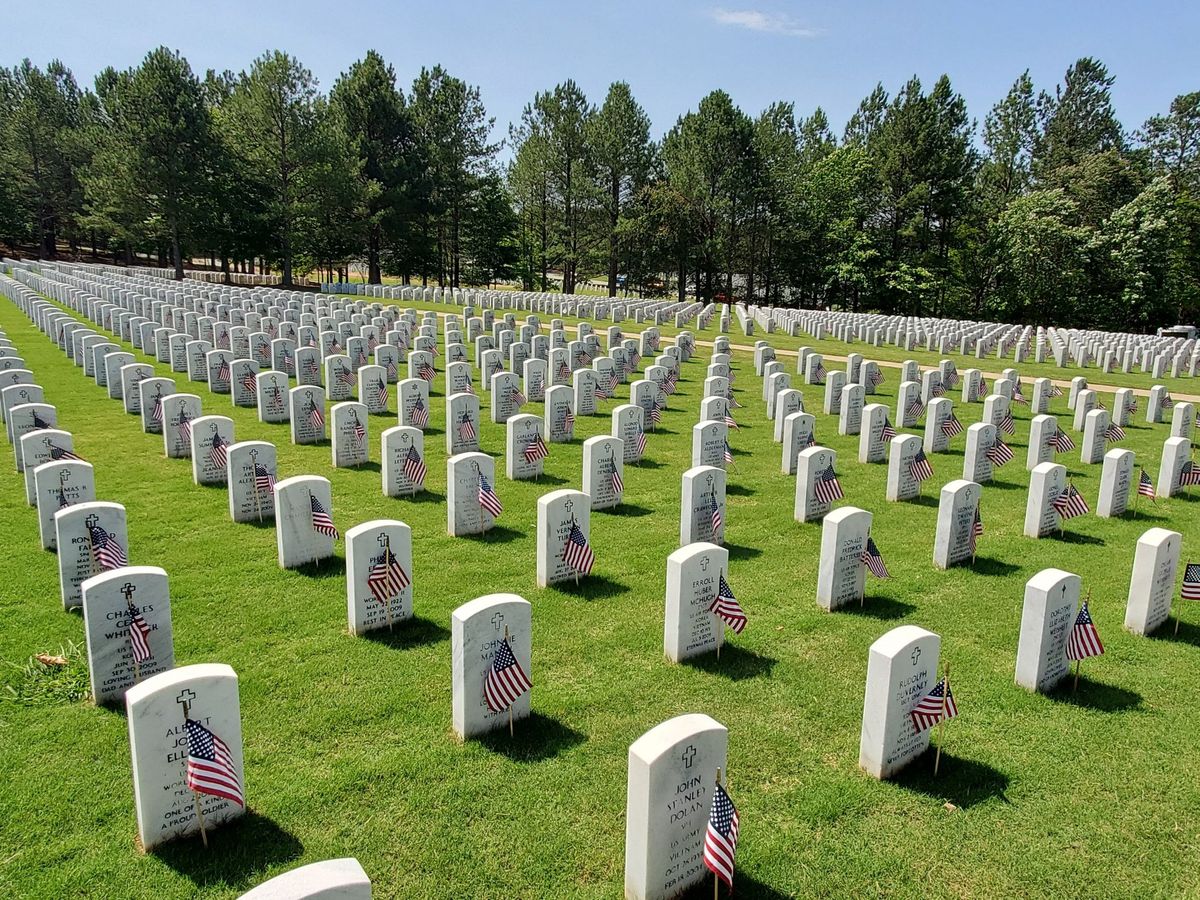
top-left (1, 263), bottom-right (1198, 899)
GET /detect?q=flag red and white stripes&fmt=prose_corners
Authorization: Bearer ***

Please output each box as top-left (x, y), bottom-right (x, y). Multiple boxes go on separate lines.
top-left (403, 446), bottom-right (427, 485)
top-left (1065, 600), bottom-right (1104, 661)
top-left (909, 677), bottom-right (957, 733)
top-left (185, 718), bottom-right (243, 807)
top-left (367, 549), bottom-right (410, 606)
top-left (709, 574), bottom-right (746, 634)
top-left (484, 637), bottom-right (531, 713)
top-left (703, 783), bottom-right (740, 891)
top-left (562, 521), bottom-right (595, 575)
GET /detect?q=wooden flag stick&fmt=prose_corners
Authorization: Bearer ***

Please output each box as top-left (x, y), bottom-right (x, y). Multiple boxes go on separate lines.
top-left (934, 663), bottom-right (949, 776)
top-left (180, 699), bottom-right (209, 848)
top-left (504, 624), bottom-right (514, 738)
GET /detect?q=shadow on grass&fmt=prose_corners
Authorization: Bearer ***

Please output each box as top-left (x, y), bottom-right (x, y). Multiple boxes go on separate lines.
top-left (682, 643), bottom-right (777, 681)
top-left (1048, 674), bottom-right (1142, 712)
top-left (292, 556), bottom-right (345, 579)
top-left (551, 574), bottom-right (630, 601)
top-left (153, 809), bottom-right (304, 887)
top-left (400, 489), bottom-right (446, 505)
top-left (632, 458), bottom-right (666, 470)
top-left (605, 503), bottom-right (653, 518)
top-left (893, 751), bottom-right (1010, 810)
top-left (1148, 617), bottom-right (1200, 647)
top-left (1171, 490), bottom-right (1200, 504)
top-left (1051, 530), bottom-right (1106, 546)
top-left (526, 472), bottom-right (569, 487)
top-left (239, 515), bottom-right (277, 530)
top-left (361, 615), bottom-right (450, 650)
top-left (672, 872), bottom-right (793, 899)
top-left (985, 479), bottom-right (1024, 491)
top-left (348, 461), bottom-right (382, 474)
top-left (1120, 509), bottom-right (1170, 524)
top-left (725, 543), bottom-right (763, 562)
top-left (971, 556), bottom-right (1022, 577)
top-left (841, 596), bottom-right (916, 620)
top-left (726, 482), bottom-right (756, 497)
top-left (906, 494), bottom-right (940, 508)
top-left (462, 525), bottom-right (525, 545)
top-left (475, 711), bottom-right (587, 762)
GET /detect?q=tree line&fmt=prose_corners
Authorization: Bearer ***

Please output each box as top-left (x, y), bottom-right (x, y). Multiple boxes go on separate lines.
top-left (1, 49), bottom-right (1197, 331)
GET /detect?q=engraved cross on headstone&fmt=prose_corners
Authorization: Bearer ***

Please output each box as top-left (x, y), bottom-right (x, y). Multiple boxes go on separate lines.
top-left (491, 612), bottom-right (504, 631)
top-left (682, 745), bottom-right (696, 769)
top-left (121, 582), bottom-right (136, 600)
top-left (911, 647), bottom-right (921, 666)
top-left (700, 556), bottom-right (710, 572)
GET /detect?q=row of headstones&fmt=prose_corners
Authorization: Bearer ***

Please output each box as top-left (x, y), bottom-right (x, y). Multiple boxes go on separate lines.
top-left (739, 299), bottom-right (1198, 377)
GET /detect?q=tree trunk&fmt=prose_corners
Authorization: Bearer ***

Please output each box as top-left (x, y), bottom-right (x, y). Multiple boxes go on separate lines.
top-left (368, 224), bottom-right (382, 284)
top-left (172, 221), bottom-right (184, 280)
top-left (607, 174), bottom-right (620, 297)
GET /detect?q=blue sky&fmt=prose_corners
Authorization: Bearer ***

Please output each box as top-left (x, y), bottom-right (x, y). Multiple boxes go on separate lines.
top-left (8, 0), bottom-right (1198, 152)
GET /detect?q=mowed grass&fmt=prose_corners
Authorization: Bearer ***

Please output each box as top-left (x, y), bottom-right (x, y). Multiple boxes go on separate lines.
top-left (0, 291), bottom-right (1199, 900)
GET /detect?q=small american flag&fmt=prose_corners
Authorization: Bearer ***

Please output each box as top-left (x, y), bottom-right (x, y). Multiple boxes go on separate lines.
top-left (1066, 600), bottom-right (1104, 661)
top-left (636, 429), bottom-right (648, 456)
top-left (254, 463), bottom-right (275, 493)
top-left (463, 376), bottom-right (476, 395)
top-left (310, 494), bottom-right (339, 538)
top-left (628, 350), bottom-right (641, 369)
top-left (374, 380), bottom-right (389, 408)
top-left (997, 412), bottom-right (1016, 435)
top-left (308, 402), bottom-right (325, 430)
top-left (1012, 383), bottom-right (1027, 404)
top-left (861, 536), bottom-right (891, 578)
top-left (484, 637), bottom-right (531, 713)
top-left (478, 473), bottom-right (503, 518)
top-left (1137, 467), bottom-right (1156, 501)
top-left (402, 446), bottom-right (427, 485)
top-left (945, 369), bottom-right (960, 388)
top-left (215, 358), bottom-right (231, 385)
top-left (1052, 483), bottom-right (1090, 520)
top-left (909, 448), bottom-right (934, 482)
top-left (649, 404), bottom-right (662, 425)
top-left (968, 506), bottom-right (984, 556)
top-left (1047, 428), bottom-right (1075, 453)
top-left (367, 549), bottom-right (410, 606)
top-left (1182, 563), bottom-right (1200, 600)
top-left (977, 377), bottom-right (988, 398)
top-left (709, 574), bottom-right (745, 633)
top-left (208, 433), bottom-right (228, 470)
top-left (709, 493), bottom-right (723, 537)
top-left (31, 411), bottom-right (52, 429)
top-left (87, 522), bottom-right (127, 570)
top-left (337, 367), bottom-right (356, 386)
top-left (940, 414), bottom-right (964, 438)
top-left (814, 465), bottom-right (844, 504)
top-left (241, 371), bottom-right (257, 394)
top-left (367, 334), bottom-right (379, 353)
top-left (610, 461), bottom-right (623, 495)
top-left (511, 387), bottom-right (527, 407)
top-left (868, 368), bottom-right (885, 387)
top-left (1163, 393), bottom-right (1174, 409)
top-left (385, 359), bottom-right (398, 380)
top-left (352, 418), bottom-right (365, 443)
top-left (1179, 460), bottom-right (1200, 487)
top-left (128, 600), bottom-right (152, 664)
top-left (49, 443), bottom-right (83, 461)
top-left (185, 719), bottom-right (243, 807)
top-left (726, 391), bottom-right (741, 409)
top-left (562, 407), bottom-right (576, 433)
top-left (1126, 394), bottom-right (1138, 413)
top-left (562, 521), bottom-right (595, 574)
top-left (331, 339), bottom-right (342, 353)
top-left (1049, 384), bottom-right (1064, 398)
top-left (880, 418), bottom-right (897, 442)
top-left (556, 361), bottom-right (571, 381)
top-left (985, 439), bottom-right (1014, 467)
top-left (1104, 422), bottom-right (1126, 442)
top-left (523, 434), bottom-right (549, 463)
top-left (410, 397), bottom-right (429, 429)
top-left (723, 441), bottom-right (734, 465)
top-left (930, 381), bottom-right (946, 398)
top-left (575, 349), bottom-right (593, 367)
top-left (256, 342), bottom-right (271, 363)
top-left (703, 783), bottom-right (740, 891)
top-left (178, 413), bottom-right (192, 443)
top-left (812, 360), bottom-right (827, 383)
top-left (910, 677), bottom-right (957, 733)
top-left (724, 410), bottom-right (739, 430)
top-left (457, 412), bottom-right (477, 443)
top-left (905, 398), bottom-right (925, 421)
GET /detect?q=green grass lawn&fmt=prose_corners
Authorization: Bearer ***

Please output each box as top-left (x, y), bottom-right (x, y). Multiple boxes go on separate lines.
top-left (1, 290), bottom-right (1199, 899)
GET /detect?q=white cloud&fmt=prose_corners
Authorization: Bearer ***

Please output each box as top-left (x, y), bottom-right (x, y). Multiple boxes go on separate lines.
top-left (708, 8), bottom-right (820, 37)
